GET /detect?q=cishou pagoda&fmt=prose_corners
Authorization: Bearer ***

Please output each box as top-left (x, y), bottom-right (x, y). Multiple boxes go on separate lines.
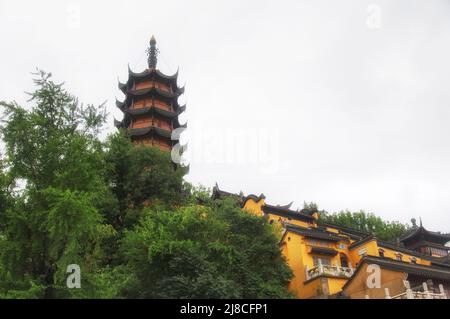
top-left (115, 36), bottom-right (186, 152)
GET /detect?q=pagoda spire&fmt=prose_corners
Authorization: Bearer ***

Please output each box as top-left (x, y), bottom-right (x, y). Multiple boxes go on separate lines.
top-left (147, 35), bottom-right (159, 69)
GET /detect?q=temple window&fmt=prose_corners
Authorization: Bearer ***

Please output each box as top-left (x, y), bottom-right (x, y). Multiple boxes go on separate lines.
top-left (378, 249), bottom-right (385, 257)
top-left (395, 253), bottom-right (403, 261)
top-left (429, 247), bottom-right (448, 257)
top-left (313, 256), bottom-right (331, 267)
top-left (340, 253), bottom-right (349, 268)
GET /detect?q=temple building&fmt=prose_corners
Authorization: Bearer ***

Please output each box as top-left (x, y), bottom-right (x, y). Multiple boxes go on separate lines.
top-left (399, 219), bottom-right (450, 257)
top-left (115, 36), bottom-right (186, 152)
top-left (212, 184), bottom-right (450, 299)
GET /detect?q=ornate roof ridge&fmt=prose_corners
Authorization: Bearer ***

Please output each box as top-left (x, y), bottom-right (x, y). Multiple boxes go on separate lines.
top-left (285, 224), bottom-right (342, 242)
top-left (127, 64), bottom-right (179, 82)
top-left (129, 126), bottom-right (173, 140)
top-left (262, 203), bottom-right (315, 221)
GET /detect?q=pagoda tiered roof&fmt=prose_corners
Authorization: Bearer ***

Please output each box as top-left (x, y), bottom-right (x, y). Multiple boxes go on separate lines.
top-left (114, 36), bottom-right (186, 152)
top-left (118, 67), bottom-right (180, 94)
top-left (115, 105), bottom-right (187, 129)
top-left (400, 225), bottom-right (450, 246)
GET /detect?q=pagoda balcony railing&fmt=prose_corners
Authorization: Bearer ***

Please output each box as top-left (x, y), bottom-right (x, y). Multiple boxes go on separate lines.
top-left (133, 84), bottom-right (172, 93)
top-left (131, 103), bottom-right (173, 112)
top-left (305, 263), bottom-right (354, 281)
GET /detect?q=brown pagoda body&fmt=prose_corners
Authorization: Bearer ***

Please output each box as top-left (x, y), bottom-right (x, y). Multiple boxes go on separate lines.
top-left (115, 36), bottom-right (186, 152)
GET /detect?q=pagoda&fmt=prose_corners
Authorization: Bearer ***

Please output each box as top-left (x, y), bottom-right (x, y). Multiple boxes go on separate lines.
top-left (115, 36), bottom-right (186, 152)
top-left (399, 219), bottom-right (450, 257)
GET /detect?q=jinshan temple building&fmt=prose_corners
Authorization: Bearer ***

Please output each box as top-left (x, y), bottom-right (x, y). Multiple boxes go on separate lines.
top-left (212, 185), bottom-right (450, 299)
top-left (115, 37), bottom-right (450, 299)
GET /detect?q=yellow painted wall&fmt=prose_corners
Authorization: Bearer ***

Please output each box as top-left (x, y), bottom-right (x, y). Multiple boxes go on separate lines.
top-left (242, 198), bottom-right (265, 217)
top-left (328, 277), bottom-right (349, 295)
top-left (378, 246), bottom-right (431, 266)
top-left (348, 239), bottom-right (379, 268)
top-left (301, 278), bottom-right (325, 298)
top-left (343, 263), bottom-right (407, 299)
top-left (282, 232), bottom-right (309, 298)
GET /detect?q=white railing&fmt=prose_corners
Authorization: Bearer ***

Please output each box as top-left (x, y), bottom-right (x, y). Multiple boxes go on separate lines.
top-left (305, 263), bottom-right (354, 281)
top-left (391, 291), bottom-right (447, 299)
top-left (368, 281), bottom-right (448, 299)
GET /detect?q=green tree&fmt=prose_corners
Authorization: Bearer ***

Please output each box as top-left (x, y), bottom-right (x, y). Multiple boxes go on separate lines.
top-left (319, 209), bottom-right (410, 241)
top-left (120, 197), bottom-right (293, 298)
top-left (0, 70), bottom-right (113, 298)
top-left (104, 130), bottom-right (188, 230)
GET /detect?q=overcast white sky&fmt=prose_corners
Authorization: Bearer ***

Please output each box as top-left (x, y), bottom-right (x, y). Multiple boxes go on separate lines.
top-left (1, 0), bottom-right (450, 231)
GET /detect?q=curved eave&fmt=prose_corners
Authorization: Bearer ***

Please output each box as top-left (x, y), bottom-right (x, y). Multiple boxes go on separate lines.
top-left (129, 126), bottom-right (173, 139)
top-left (178, 104), bottom-right (186, 113)
top-left (174, 118), bottom-right (187, 129)
top-left (128, 65), bottom-right (179, 86)
top-left (126, 87), bottom-right (179, 100)
top-left (114, 118), bottom-right (123, 128)
top-left (118, 81), bottom-right (127, 94)
top-left (116, 99), bottom-right (125, 111)
top-left (124, 107), bottom-right (178, 119)
top-left (400, 227), bottom-right (450, 245)
top-left (176, 85), bottom-right (185, 96)
top-left (262, 204), bottom-right (315, 222)
top-left (241, 194), bottom-right (266, 207)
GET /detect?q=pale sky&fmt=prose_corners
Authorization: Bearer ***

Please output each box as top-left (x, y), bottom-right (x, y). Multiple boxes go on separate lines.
top-left (1, 0), bottom-right (450, 231)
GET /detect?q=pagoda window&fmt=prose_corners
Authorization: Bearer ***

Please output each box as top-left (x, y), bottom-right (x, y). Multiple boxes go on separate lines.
top-left (133, 80), bottom-right (171, 92)
top-left (133, 99), bottom-right (145, 109)
top-left (153, 118), bottom-right (171, 131)
top-left (134, 80), bottom-right (150, 90)
top-left (429, 247), bottom-right (448, 257)
top-left (155, 82), bottom-right (170, 92)
top-left (154, 100), bottom-right (171, 111)
top-left (132, 117), bottom-right (152, 128)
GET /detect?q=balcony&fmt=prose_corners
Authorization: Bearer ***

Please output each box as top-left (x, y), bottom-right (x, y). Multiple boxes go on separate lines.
top-left (305, 264), bottom-right (354, 281)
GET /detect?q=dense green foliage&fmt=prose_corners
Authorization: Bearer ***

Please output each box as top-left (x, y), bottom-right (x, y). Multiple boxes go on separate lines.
top-left (0, 71), bottom-right (112, 298)
top-left (120, 199), bottom-right (292, 298)
top-left (318, 209), bottom-right (410, 241)
top-left (0, 71), bottom-right (292, 298)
